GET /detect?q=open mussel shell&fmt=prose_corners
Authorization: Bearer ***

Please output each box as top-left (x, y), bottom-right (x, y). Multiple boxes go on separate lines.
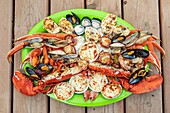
top-left (121, 49), bottom-right (136, 59)
top-left (25, 67), bottom-right (39, 80)
top-left (122, 31), bottom-right (140, 45)
top-left (66, 12), bottom-right (80, 25)
top-left (81, 17), bottom-right (91, 27)
top-left (112, 36), bottom-right (126, 43)
top-left (135, 49), bottom-right (149, 58)
top-left (37, 64), bottom-right (53, 74)
top-left (92, 18), bottom-right (101, 29)
top-left (122, 49), bottom-right (149, 59)
top-left (129, 68), bottom-right (148, 84)
top-left (74, 25), bottom-right (85, 36)
top-left (25, 38), bottom-right (44, 48)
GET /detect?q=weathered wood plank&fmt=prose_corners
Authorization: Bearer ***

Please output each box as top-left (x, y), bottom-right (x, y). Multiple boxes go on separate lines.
top-left (124, 0), bottom-right (162, 113)
top-left (86, 0), bottom-right (124, 113)
top-left (0, 0), bottom-right (12, 113)
top-left (51, 0), bottom-right (84, 14)
top-left (50, 0), bottom-right (85, 113)
top-left (160, 0), bottom-right (170, 113)
top-left (13, 0), bottom-right (49, 113)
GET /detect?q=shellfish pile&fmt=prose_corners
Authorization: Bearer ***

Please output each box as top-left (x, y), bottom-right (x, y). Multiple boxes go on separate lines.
top-left (7, 12), bottom-right (165, 102)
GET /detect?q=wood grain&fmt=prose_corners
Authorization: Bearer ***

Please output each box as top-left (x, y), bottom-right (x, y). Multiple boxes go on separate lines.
top-left (86, 0), bottom-right (124, 113)
top-left (0, 0), bottom-right (12, 113)
top-left (13, 0), bottom-right (49, 113)
top-left (50, 0), bottom-right (84, 14)
top-left (160, 0), bottom-right (170, 113)
top-left (124, 0), bottom-right (163, 113)
top-left (50, 0), bottom-right (85, 113)
top-left (86, 0), bottom-right (122, 17)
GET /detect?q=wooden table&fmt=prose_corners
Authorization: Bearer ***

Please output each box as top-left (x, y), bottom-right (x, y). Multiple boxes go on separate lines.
top-left (0, 0), bottom-right (169, 113)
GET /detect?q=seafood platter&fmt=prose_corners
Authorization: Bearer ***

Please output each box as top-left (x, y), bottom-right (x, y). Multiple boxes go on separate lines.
top-left (7, 9), bottom-right (165, 107)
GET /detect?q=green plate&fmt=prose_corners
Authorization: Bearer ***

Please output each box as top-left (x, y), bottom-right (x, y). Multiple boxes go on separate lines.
top-left (22, 9), bottom-right (135, 107)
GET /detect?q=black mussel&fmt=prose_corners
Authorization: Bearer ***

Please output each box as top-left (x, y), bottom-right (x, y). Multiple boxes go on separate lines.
top-left (122, 49), bottom-right (149, 59)
top-left (135, 49), bottom-right (149, 58)
top-left (25, 67), bottom-right (39, 80)
top-left (66, 12), bottom-right (80, 25)
top-left (129, 68), bottom-right (148, 84)
top-left (34, 69), bottom-right (45, 76)
top-left (74, 25), bottom-right (85, 35)
top-left (112, 36), bottom-right (126, 43)
top-left (91, 18), bottom-right (101, 29)
top-left (122, 49), bottom-right (136, 59)
top-left (37, 64), bottom-right (53, 74)
top-left (81, 17), bottom-right (91, 27)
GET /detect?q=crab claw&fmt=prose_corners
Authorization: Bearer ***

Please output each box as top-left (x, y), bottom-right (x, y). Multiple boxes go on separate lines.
top-left (13, 71), bottom-right (37, 96)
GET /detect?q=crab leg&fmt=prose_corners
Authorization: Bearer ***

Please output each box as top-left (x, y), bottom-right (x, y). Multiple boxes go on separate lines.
top-left (130, 29), bottom-right (142, 34)
top-left (15, 33), bottom-right (76, 42)
top-left (152, 41), bottom-right (165, 58)
top-left (7, 42), bottom-right (29, 63)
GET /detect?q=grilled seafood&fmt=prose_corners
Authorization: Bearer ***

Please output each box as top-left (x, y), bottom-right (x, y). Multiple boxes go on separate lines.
top-left (7, 12), bottom-right (165, 103)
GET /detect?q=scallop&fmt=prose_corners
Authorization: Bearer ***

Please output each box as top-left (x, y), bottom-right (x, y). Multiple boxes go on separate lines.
top-left (44, 17), bottom-right (61, 34)
top-left (69, 74), bottom-right (88, 93)
top-left (101, 14), bottom-right (117, 34)
top-left (89, 72), bottom-right (108, 92)
top-left (113, 25), bottom-right (130, 36)
top-left (85, 27), bottom-right (100, 43)
top-left (53, 82), bottom-right (74, 100)
top-left (101, 83), bottom-right (122, 99)
top-left (58, 18), bottom-right (74, 34)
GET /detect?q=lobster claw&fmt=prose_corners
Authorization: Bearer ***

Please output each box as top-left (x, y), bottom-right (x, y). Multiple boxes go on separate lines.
top-left (13, 71), bottom-right (37, 96)
top-left (119, 74), bottom-right (163, 94)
